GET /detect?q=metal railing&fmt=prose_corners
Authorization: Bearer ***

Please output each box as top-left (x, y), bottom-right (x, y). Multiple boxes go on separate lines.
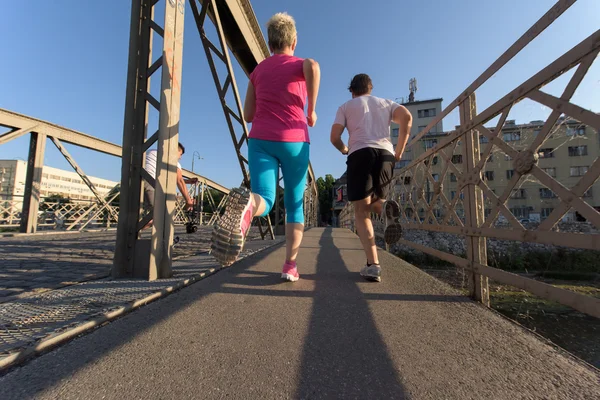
top-left (339, 0), bottom-right (600, 318)
top-left (0, 189), bottom-right (222, 232)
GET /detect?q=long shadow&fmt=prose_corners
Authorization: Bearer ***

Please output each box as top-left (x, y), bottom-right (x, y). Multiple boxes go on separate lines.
top-left (0, 230), bottom-right (462, 397)
top-left (295, 228), bottom-right (409, 399)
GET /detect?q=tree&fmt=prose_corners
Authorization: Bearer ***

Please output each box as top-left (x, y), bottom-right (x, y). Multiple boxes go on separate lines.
top-left (317, 174), bottom-right (336, 225)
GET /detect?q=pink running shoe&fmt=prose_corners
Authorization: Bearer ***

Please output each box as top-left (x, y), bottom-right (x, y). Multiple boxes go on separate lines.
top-left (281, 261), bottom-right (299, 282)
top-left (211, 187), bottom-right (254, 267)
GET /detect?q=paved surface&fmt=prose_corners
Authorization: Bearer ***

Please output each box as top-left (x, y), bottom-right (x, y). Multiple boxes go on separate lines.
top-left (0, 226), bottom-right (263, 302)
top-left (0, 229), bottom-right (281, 364)
top-left (1, 228), bottom-right (599, 399)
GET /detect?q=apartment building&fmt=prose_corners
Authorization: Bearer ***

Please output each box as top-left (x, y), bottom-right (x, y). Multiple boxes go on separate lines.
top-left (396, 116), bottom-right (599, 223)
top-left (0, 160), bottom-right (118, 206)
top-left (391, 98), bottom-right (444, 170)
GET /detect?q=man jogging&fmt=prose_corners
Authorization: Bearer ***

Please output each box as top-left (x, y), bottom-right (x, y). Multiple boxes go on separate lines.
top-left (330, 73), bottom-right (412, 282)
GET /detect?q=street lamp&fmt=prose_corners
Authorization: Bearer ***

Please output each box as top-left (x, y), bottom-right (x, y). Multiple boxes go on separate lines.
top-left (191, 151), bottom-right (203, 173)
top-left (190, 151), bottom-right (204, 224)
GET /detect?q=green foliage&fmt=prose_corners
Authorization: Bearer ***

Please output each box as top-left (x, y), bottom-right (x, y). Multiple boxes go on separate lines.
top-left (317, 174), bottom-right (336, 224)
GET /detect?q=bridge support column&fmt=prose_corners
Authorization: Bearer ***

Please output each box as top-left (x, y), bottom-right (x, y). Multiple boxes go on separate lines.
top-left (460, 94), bottom-right (490, 306)
top-left (114, 0), bottom-right (185, 280)
top-left (20, 132), bottom-right (46, 233)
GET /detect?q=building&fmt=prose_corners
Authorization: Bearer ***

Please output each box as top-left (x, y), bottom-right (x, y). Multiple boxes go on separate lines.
top-left (331, 89), bottom-right (598, 224)
top-left (395, 116), bottom-right (599, 223)
top-left (331, 172), bottom-right (347, 226)
top-left (0, 160), bottom-right (118, 207)
top-left (391, 98), bottom-right (444, 170)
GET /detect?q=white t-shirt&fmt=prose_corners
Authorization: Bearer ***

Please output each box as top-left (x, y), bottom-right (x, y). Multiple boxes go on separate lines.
top-left (333, 95), bottom-right (399, 156)
top-left (145, 149), bottom-right (181, 179)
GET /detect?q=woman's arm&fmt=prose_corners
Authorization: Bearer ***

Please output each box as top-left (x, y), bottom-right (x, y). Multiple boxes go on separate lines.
top-left (243, 81), bottom-right (256, 123)
top-left (303, 58), bottom-right (320, 127)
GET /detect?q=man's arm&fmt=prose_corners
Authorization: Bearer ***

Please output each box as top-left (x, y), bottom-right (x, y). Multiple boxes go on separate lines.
top-left (330, 124), bottom-right (348, 155)
top-left (243, 81), bottom-right (256, 123)
top-left (177, 168), bottom-right (193, 210)
top-left (392, 105), bottom-right (413, 161)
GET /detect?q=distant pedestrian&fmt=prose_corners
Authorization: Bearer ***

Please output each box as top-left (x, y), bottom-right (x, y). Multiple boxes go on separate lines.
top-left (143, 143), bottom-right (197, 229)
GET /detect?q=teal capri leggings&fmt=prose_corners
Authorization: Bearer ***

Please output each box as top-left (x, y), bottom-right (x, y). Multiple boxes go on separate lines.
top-left (248, 138), bottom-right (309, 224)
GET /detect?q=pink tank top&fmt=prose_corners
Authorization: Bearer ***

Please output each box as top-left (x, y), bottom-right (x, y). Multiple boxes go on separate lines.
top-left (248, 54), bottom-right (309, 143)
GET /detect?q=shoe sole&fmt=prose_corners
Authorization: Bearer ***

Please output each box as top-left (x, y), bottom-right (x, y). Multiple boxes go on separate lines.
top-left (385, 200), bottom-right (400, 220)
top-left (384, 223), bottom-right (403, 245)
top-left (281, 273), bottom-right (299, 282)
top-left (360, 273), bottom-right (381, 282)
top-left (211, 187), bottom-right (251, 267)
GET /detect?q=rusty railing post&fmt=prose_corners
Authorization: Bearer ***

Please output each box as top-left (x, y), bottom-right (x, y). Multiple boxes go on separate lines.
top-left (460, 94), bottom-right (490, 305)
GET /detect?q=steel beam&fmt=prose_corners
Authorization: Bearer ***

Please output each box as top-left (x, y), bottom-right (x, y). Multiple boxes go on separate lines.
top-left (49, 137), bottom-right (119, 221)
top-left (20, 132), bottom-right (46, 233)
top-left (460, 95), bottom-right (489, 305)
top-left (149, 0), bottom-right (186, 280)
top-left (0, 109), bottom-right (122, 157)
top-left (113, 0), bottom-right (152, 279)
top-left (191, 0), bottom-right (275, 240)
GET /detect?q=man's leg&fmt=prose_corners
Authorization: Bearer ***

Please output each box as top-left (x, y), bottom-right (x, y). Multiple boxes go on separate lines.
top-left (370, 196), bottom-right (385, 216)
top-left (353, 197), bottom-right (378, 265)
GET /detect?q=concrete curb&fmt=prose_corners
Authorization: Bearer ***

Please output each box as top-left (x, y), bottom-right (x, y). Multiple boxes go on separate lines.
top-left (0, 238), bottom-right (285, 373)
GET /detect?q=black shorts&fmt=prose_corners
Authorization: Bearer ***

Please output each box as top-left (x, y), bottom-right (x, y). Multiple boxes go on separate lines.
top-left (346, 147), bottom-right (395, 202)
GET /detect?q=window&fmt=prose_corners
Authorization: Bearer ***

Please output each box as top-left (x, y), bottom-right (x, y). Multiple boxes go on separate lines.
top-left (541, 208), bottom-right (554, 219)
top-left (505, 154), bottom-right (513, 161)
top-left (450, 173), bottom-right (457, 182)
top-left (450, 191), bottom-right (456, 200)
top-left (538, 148), bottom-right (554, 158)
top-left (423, 139), bottom-right (437, 149)
top-left (403, 176), bottom-right (411, 185)
top-left (568, 145), bottom-right (588, 157)
top-left (570, 166), bottom-right (588, 177)
top-left (396, 160), bottom-right (411, 169)
top-left (510, 207), bottom-right (529, 218)
top-left (506, 170), bottom-right (515, 179)
top-left (539, 188), bottom-right (556, 198)
top-left (480, 136), bottom-right (489, 144)
top-left (418, 125), bottom-right (427, 132)
top-left (567, 126), bottom-right (586, 137)
top-left (503, 132), bottom-right (521, 142)
top-left (391, 128), bottom-right (399, 137)
top-left (452, 155), bottom-right (463, 164)
top-left (542, 167), bottom-right (556, 177)
top-left (511, 189), bottom-right (527, 199)
top-left (533, 129), bottom-right (541, 136)
top-left (432, 156), bottom-right (439, 165)
top-left (42, 173), bottom-right (49, 179)
top-left (432, 174), bottom-right (439, 182)
top-left (417, 108), bottom-right (436, 118)
top-left (484, 171), bottom-right (495, 181)
top-left (584, 189), bottom-right (593, 198)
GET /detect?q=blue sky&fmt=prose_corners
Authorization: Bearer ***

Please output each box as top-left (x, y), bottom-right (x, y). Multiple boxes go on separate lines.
top-left (1, 0), bottom-right (598, 189)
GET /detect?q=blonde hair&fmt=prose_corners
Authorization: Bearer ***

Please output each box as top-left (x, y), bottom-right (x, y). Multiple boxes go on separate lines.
top-left (266, 12), bottom-right (297, 51)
